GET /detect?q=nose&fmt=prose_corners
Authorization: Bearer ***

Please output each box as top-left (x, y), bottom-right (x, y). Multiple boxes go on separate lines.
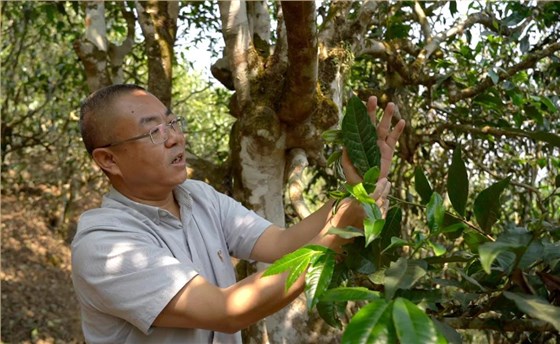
top-left (164, 125), bottom-right (185, 147)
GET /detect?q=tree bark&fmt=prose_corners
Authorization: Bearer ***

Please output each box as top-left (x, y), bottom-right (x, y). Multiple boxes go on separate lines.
top-left (136, 0), bottom-right (178, 108)
top-left (74, 1), bottom-right (135, 92)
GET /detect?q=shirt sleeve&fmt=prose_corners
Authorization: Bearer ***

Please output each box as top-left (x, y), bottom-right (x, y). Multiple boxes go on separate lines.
top-left (187, 181), bottom-right (272, 260)
top-left (72, 222), bottom-right (198, 335)
top-left (213, 188), bottom-right (273, 260)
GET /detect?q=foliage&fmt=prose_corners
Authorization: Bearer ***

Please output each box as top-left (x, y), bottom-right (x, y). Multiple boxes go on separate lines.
top-left (172, 68), bottom-right (233, 164)
top-left (340, 96), bottom-right (380, 176)
top-left (265, 98), bottom-right (560, 342)
top-left (2, 0), bottom-right (560, 342)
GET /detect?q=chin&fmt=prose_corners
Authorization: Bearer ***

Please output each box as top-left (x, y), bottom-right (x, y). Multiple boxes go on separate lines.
top-left (174, 171), bottom-right (188, 185)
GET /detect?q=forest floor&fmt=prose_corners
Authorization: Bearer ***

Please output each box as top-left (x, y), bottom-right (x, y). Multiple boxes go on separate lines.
top-left (1, 194), bottom-right (84, 343)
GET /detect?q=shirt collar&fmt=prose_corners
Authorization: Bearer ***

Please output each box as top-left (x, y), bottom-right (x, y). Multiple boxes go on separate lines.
top-left (103, 183), bottom-right (193, 222)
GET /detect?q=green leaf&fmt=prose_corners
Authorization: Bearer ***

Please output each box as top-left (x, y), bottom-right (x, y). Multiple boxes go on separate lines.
top-left (528, 131), bottom-right (560, 148)
top-left (326, 226), bottom-right (364, 239)
top-left (347, 182), bottom-right (376, 205)
top-left (427, 192), bottom-right (445, 233)
top-left (488, 69), bottom-right (499, 84)
top-left (373, 208), bottom-right (402, 267)
top-left (384, 258), bottom-right (427, 300)
top-left (364, 166), bottom-right (380, 186)
top-left (538, 95), bottom-right (557, 113)
top-left (447, 146), bottom-right (468, 216)
top-left (478, 241), bottom-right (524, 274)
top-left (363, 202), bottom-right (383, 220)
top-left (441, 222), bottom-right (466, 234)
top-left (317, 300), bottom-right (345, 328)
top-left (463, 229), bottom-right (490, 252)
top-left (320, 287), bottom-right (381, 302)
top-left (449, 1), bottom-right (457, 15)
top-left (322, 129), bottom-right (343, 143)
top-left (556, 175), bottom-right (560, 188)
top-left (473, 177), bottom-right (511, 232)
top-left (504, 292), bottom-right (560, 331)
top-left (392, 298), bottom-right (442, 344)
top-left (414, 167), bottom-right (433, 204)
top-left (432, 318), bottom-right (461, 344)
top-left (342, 299), bottom-right (396, 344)
top-left (428, 240), bottom-right (447, 256)
top-left (365, 218), bottom-right (386, 246)
top-left (263, 247), bottom-right (313, 276)
top-left (344, 240), bottom-right (377, 274)
top-left (306, 252), bottom-right (336, 309)
top-left (263, 245), bottom-right (329, 290)
top-left (381, 237), bottom-right (409, 254)
top-left (342, 96), bottom-right (380, 175)
top-left (327, 150), bottom-right (343, 166)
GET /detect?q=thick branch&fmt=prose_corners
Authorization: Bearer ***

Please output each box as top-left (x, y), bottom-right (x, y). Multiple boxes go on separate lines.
top-left (279, 1), bottom-right (318, 124)
top-left (136, 0), bottom-right (178, 108)
top-left (441, 317), bottom-right (555, 332)
top-left (218, 1), bottom-right (253, 108)
top-left (317, 1), bottom-right (353, 46)
top-left (108, 2), bottom-right (136, 85)
top-left (246, 1), bottom-right (270, 54)
top-left (413, 0), bottom-right (431, 44)
top-left (84, 1), bottom-right (108, 52)
top-left (74, 1), bottom-right (111, 91)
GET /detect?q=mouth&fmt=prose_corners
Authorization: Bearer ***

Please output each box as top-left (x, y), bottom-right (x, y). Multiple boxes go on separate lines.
top-left (171, 152), bottom-right (184, 165)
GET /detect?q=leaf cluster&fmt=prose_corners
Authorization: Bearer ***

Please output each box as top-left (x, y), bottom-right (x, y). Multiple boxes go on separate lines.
top-left (265, 96), bottom-right (560, 343)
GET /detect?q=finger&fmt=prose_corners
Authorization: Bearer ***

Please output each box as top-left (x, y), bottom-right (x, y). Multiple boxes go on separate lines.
top-left (341, 148), bottom-right (362, 184)
top-left (377, 102), bottom-right (395, 140)
top-left (367, 96), bottom-right (378, 125)
top-left (370, 177), bottom-right (388, 200)
top-left (379, 157), bottom-right (391, 180)
top-left (385, 118), bottom-right (406, 150)
top-left (381, 198), bottom-right (390, 218)
top-left (376, 181), bottom-right (391, 217)
top-left (381, 180), bottom-right (391, 199)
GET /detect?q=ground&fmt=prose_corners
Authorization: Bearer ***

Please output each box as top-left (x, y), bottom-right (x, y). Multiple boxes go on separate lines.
top-left (1, 194), bottom-right (84, 343)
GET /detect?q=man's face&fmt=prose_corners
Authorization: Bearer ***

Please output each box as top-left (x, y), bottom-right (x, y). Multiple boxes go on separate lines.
top-left (105, 89), bottom-right (187, 199)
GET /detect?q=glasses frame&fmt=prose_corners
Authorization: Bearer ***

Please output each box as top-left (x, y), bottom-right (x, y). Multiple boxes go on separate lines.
top-left (96, 117), bottom-right (185, 149)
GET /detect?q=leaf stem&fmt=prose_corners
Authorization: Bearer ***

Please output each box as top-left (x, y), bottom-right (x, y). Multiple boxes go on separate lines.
top-left (388, 195), bottom-right (495, 242)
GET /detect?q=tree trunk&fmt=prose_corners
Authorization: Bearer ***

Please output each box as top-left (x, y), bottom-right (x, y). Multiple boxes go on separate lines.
top-left (217, 1), bottom-right (343, 342)
top-left (74, 1), bottom-right (135, 92)
top-left (136, 0), bottom-right (179, 108)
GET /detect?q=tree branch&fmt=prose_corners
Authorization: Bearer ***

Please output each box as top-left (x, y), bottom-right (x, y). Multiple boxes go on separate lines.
top-left (136, 0), bottom-right (178, 108)
top-left (279, 1), bottom-right (318, 124)
top-left (218, 1), bottom-right (253, 108)
top-left (449, 42), bottom-right (560, 102)
top-left (413, 0), bottom-right (431, 44)
top-left (441, 317), bottom-right (556, 332)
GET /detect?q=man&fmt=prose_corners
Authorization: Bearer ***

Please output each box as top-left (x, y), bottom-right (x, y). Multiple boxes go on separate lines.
top-left (72, 84), bottom-right (405, 343)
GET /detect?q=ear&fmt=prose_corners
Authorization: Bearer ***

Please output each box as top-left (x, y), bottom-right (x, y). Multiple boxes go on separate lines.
top-left (92, 148), bottom-right (122, 177)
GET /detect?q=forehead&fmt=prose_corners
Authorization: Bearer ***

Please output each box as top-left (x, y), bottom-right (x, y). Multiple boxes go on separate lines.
top-left (112, 90), bottom-right (169, 123)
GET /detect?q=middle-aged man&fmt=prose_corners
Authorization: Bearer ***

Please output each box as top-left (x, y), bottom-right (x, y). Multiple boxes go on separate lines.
top-left (72, 84), bottom-right (406, 343)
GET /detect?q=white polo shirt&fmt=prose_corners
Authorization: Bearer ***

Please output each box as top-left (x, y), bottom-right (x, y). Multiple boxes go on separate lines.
top-left (71, 180), bottom-right (272, 343)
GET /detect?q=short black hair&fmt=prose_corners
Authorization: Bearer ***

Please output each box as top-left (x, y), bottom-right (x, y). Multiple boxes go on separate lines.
top-left (79, 84), bottom-right (146, 155)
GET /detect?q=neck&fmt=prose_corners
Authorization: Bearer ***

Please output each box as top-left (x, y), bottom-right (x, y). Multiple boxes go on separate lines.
top-left (113, 184), bottom-right (181, 219)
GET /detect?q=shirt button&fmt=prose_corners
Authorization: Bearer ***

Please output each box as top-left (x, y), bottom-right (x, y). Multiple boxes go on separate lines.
top-left (158, 210), bottom-right (167, 217)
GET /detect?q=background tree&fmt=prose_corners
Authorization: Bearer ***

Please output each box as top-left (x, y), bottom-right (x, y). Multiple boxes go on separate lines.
top-left (1, 1), bottom-right (559, 343)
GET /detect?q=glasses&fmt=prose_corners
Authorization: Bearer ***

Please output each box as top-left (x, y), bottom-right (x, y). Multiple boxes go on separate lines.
top-left (97, 117), bottom-right (185, 149)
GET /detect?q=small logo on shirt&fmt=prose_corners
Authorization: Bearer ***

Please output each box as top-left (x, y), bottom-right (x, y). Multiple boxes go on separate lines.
top-left (217, 249), bottom-right (224, 262)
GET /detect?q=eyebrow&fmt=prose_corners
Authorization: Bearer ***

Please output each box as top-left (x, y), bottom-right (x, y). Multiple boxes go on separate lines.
top-left (138, 108), bottom-right (173, 126)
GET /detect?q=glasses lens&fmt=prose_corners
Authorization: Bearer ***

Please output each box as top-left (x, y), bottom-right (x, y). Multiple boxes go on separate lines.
top-left (172, 118), bottom-right (185, 133)
top-left (149, 124), bottom-right (168, 144)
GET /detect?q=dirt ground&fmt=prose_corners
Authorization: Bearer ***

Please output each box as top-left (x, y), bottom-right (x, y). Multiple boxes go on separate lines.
top-left (1, 194), bottom-right (85, 343)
